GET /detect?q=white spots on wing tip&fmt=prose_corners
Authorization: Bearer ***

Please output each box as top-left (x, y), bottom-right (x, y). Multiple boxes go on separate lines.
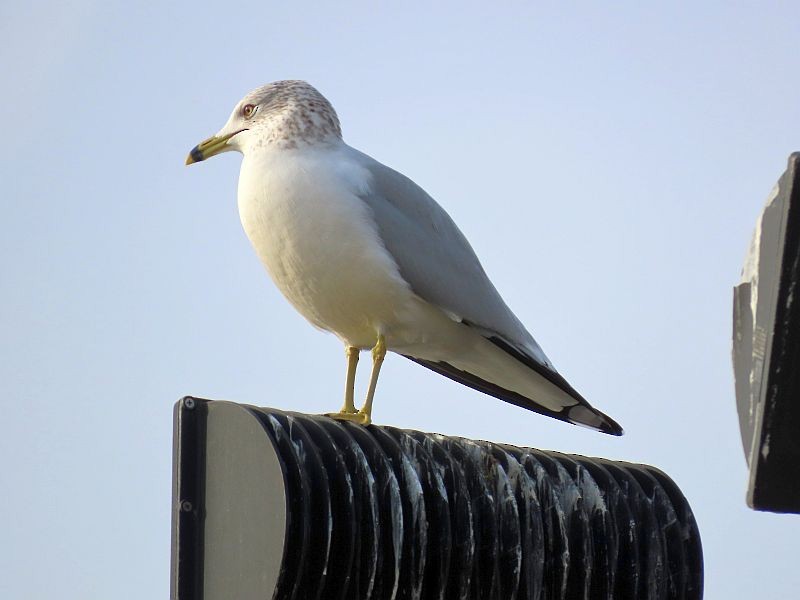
top-left (567, 405), bottom-right (604, 428)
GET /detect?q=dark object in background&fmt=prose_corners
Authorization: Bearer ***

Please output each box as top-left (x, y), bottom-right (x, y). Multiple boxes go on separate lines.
top-left (733, 152), bottom-right (800, 514)
top-left (171, 398), bottom-right (703, 600)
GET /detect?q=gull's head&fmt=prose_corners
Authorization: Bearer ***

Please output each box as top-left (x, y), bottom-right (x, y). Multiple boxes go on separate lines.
top-left (185, 80), bottom-right (341, 165)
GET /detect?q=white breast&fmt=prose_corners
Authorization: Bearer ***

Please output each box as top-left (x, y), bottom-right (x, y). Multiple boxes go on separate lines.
top-left (236, 144), bottom-right (415, 348)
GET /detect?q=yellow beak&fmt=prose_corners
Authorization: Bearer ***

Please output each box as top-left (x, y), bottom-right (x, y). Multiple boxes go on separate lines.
top-left (185, 130), bottom-right (244, 165)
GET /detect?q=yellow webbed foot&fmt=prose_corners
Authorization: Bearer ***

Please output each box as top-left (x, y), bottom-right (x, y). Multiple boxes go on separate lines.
top-left (325, 410), bottom-right (372, 426)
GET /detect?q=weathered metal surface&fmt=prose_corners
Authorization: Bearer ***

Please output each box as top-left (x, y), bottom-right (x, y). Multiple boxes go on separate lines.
top-left (172, 399), bottom-right (703, 599)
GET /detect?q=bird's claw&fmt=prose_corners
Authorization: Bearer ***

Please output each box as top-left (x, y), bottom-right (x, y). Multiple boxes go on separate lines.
top-left (325, 410), bottom-right (372, 426)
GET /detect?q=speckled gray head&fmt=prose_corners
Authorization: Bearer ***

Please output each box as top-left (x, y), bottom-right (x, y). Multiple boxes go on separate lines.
top-left (186, 80), bottom-right (341, 164)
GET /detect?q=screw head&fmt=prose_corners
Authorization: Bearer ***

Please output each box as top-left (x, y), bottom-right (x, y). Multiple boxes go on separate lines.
top-left (184, 398), bottom-right (196, 410)
top-left (181, 500), bottom-right (193, 512)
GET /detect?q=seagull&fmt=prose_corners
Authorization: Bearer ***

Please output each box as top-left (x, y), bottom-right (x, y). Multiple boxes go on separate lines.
top-left (186, 80), bottom-right (623, 435)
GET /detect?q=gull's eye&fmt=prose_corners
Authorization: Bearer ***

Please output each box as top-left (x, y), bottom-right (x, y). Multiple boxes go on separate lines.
top-left (242, 104), bottom-right (256, 118)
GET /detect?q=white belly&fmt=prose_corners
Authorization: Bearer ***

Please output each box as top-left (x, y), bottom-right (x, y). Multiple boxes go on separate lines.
top-left (237, 149), bottom-right (416, 348)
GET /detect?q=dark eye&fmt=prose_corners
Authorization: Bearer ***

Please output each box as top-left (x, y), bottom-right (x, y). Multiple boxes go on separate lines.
top-left (242, 104), bottom-right (256, 118)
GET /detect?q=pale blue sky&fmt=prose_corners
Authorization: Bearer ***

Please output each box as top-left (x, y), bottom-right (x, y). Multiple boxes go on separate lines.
top-left (2, 2), bottom-right (799, 598)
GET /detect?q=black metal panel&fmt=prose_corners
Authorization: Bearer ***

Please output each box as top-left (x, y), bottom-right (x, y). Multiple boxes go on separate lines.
top-left (734, 152), bottom-right (800, 513)
top-left (172, 399), bottom-right (703, 599)
top-left (749, 153), bottom-right (800, 512)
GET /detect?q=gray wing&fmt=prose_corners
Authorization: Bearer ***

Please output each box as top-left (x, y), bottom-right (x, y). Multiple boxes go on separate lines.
top-left (350, 148), bottom-right (624, 436)
top-left (351, 147), bottom-right (552, 367)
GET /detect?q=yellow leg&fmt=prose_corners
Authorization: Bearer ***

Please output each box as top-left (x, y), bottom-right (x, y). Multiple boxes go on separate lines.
top-left (327, 335), bottom-right (386, 426)
top-left (341, 346), bottom-right (359, 413)
top-left (326, 346), bottom-right (360, 419)
top-left (358, 334), bottom-right (386, 424)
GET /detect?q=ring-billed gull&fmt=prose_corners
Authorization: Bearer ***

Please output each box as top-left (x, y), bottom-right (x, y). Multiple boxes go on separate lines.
top-left (186, 80), bottom-right (623, 435)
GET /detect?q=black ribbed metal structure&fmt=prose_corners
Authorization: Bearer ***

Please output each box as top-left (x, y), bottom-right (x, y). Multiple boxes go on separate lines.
top-left (171, 398), bottom-right (703, 600)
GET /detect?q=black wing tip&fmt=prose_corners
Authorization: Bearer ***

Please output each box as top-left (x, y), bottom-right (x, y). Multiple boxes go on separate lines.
top-left (406, 355), bottom-right (625, 436)
top-left (481, 332), bottom-right (625, 436)
top-left (598, 417), bottom-right (625, 437)
top-left (565, 404), bottom-right (624, 436)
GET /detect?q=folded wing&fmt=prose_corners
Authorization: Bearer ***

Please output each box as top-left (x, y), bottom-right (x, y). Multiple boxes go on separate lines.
top-left (350, 147), bottom-right (623, 435)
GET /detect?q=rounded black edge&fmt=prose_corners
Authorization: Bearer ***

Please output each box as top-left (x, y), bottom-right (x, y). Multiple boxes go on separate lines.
top-left (248, 407), bottom-right (311, 600)
top-left (172, 397), bottom-right (209, 600)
